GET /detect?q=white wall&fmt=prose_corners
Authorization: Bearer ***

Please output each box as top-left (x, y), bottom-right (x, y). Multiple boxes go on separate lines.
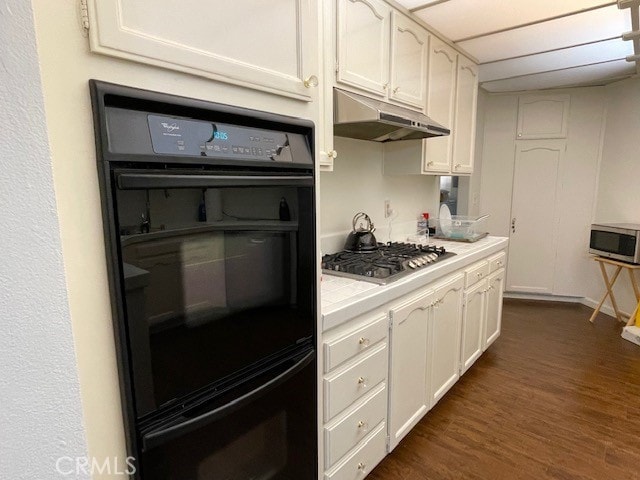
top-left (320, 137), bottom-right (440, 252)
top-left (586, 77), bottom-right (640, 315)
top-left (0, 1), bottom-right (89, 478)
top-left (478, 87), bottom-right (606, 298)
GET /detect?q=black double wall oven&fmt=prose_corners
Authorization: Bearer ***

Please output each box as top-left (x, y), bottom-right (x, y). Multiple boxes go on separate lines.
top-left (91, 81), bottom-right (317, 479)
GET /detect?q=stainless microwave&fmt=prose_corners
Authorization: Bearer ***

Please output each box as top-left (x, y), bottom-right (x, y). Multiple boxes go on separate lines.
top-left (589, 223), bottom-right (640, 264)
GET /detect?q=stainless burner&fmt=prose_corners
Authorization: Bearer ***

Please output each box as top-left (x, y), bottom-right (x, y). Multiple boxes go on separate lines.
top-left (321, 242), bottom-right (456, 284)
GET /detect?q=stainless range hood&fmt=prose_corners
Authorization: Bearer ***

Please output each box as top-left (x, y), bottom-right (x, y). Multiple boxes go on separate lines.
top-left (334, 88), bottom-right (450, 142)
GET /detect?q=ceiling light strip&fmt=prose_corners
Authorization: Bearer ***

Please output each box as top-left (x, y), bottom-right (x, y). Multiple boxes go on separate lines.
top-left (454, 2), bottom-right (617, 43)
top-left (480, 57), bottom-right (628, 84)
top-left (479, 36), bottom-right (621, 65)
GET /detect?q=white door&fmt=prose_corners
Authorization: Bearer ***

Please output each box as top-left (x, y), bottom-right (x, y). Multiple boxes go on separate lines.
top-left (428, 274), bottom-right (463, 407)
top-left (507, 141), bottom-right (564, 294)
top-left (484, 269), bottom-right (505, 350)
top-left (424, 39), bottom-right (457, 173)
top-left (460, 279), bottom-right (485, 374)
top-left (452, 56), bottom-right (478, 175)
top-left (389, 12), bottom-right (429, 110)
top-left (336, 0), bottom-right (391, 96)
top-left (388, 288), bottom-right (433, 451)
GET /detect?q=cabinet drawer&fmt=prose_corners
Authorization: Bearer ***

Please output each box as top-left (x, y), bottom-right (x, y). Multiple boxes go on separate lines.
top-left (488, 252), bottom-right (506, 273)
top-left (464, 261), bottom-right (490, 288)
top-left (324, 344), bottom-right (387, 421)
top-left (324, 384), bottom-right (387, 468)
top-left (324, 422), bottom-right (387, 480)
top-left (324, 314), bottom-right (388, 372)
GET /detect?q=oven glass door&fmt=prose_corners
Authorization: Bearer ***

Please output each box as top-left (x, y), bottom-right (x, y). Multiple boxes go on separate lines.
top-left (114, 171), bottom-right (315, 416)
top-left (139, 349), bottom-right (316, 480)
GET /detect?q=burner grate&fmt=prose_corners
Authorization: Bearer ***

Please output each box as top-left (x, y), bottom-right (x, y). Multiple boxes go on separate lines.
top-left (322, 242), bottom-right (455, 284)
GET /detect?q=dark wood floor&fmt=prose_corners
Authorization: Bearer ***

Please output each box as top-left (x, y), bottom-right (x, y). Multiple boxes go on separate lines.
top-left (368, 299), bottom-right (640, 480)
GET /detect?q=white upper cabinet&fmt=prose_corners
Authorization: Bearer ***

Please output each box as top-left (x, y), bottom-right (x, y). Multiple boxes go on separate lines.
top-left (452, 55), bottom-right (478, 174)
top-left (389, 13), bottom-right (429, 109)
top-left (516, 94), bottom-right (571, 139)
top-left (384, 40), bottom-right (479, 176)
top-left (425, 38), bottom-right (457, 173)
top-left (336, 0), bottom-right (392, 97)
top-left (336, 1), bottom-right (428, 110)
top-left (87, 0), bottom-right (319, 101)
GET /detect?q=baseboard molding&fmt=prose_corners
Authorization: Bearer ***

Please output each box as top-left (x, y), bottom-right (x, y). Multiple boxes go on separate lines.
top-left (580, 297), bottom-right (631, 320)
top-left (503, 292), bottom-right (626, 320)
top-left (504, 292), bottom-right (582, 303)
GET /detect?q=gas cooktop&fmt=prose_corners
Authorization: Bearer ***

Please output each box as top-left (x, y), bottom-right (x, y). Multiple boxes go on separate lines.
top-left (321, 242), bottom-right (456, 285)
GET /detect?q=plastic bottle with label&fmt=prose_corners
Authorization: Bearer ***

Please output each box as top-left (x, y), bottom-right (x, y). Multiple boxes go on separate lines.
top-left (417, 212), bottom-right (429, 243)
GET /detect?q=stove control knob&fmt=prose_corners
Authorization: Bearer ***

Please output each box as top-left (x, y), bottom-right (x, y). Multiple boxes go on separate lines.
top-left (408, 260), bottom-right (417, 269)
top-left (429, 253), bottom-right (438, 261)
top-left (422, 255), bottom-right (432, 264)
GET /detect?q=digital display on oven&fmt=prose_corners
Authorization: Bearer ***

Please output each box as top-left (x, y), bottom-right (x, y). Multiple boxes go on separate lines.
top-left (147, 114), bottom-right (290, 161)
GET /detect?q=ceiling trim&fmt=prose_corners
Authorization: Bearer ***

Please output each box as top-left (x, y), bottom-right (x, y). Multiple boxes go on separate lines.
top-left (409, 0), bottom-right (450, 13)
top-left (479, 57), bottom-right (627, 85)
top-left (479, 36), bottom-right (621, 65)
top-left (453, 2), bottom-right (617, 43)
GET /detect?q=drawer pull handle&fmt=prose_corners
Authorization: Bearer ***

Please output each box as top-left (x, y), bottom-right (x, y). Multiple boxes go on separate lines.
top-left (497, 261), bottom-right (503, 266)
top-left (357, 462), bottom-right (366, 472)
top-left (358, 337), bottom-right (370, 347)
top-left (357, 376), bottom-right (367, 388)
top-left (477, 272), bottom-right (483, 277)
top-left (357, 420), bottom-right (368, 431)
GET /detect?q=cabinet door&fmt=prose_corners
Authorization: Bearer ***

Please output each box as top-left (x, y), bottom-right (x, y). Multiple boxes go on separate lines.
top-left (452, 56), bottom-right (478, 175)
top-left (428, 273), bottom-right (463, 407)
top-left (388, 289), bottom-right (434, 451)
top-left (424, 39), bottom-right (457, 173)
top-left (517, 94), bottom-right (570, 139)
top-left (336, 0), bottom-right (391, 96)
top-left (389, 13), bottom-right (429, 110)
top-left (87, 0), bottom-right (318, 101)
top-left (460, 279), bottom-right (486, 375)
top-left (484, 269), bottom-right (505, 350)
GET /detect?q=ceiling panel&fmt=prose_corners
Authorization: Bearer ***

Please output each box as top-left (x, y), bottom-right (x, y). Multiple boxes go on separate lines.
top-left (479, 39), bottom-right (634, 82)
top-left (481, 59), bottom-right (635, 92)
top-left (457, 5), bottom-right (631, 63)
top-left (408, 0), bottom-right (612, 41)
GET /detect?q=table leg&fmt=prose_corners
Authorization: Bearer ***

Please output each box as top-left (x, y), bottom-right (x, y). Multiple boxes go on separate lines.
top-left (603, 264), bottom-right (623, 322)
top-left (589, 263), bottom-right (623, 323)
top-left (626, 302), bottom-right (639, 327)
top-left (629, 268), bottom-right (640, 301)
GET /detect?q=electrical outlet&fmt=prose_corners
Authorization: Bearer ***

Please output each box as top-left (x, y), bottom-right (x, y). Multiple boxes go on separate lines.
top-left (384, 199), bottom-right (393, 218)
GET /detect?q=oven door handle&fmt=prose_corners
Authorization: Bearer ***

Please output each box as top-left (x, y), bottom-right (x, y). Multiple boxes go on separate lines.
top-left (141, 349), bottom-right (314, 450)
top-left (117, 173), bottom-right (313, 190)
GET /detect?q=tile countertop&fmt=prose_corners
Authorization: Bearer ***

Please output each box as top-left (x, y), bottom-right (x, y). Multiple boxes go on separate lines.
top-left (321, 236), bottom-right (509, 331)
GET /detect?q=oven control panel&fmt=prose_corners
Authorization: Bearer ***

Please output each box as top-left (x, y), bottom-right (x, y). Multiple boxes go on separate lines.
top-left (148, 114), bottom-right (304, 163)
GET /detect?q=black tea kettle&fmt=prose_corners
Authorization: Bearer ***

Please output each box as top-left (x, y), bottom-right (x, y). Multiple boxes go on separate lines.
top-left (344, 212), bottom-right (378, 252)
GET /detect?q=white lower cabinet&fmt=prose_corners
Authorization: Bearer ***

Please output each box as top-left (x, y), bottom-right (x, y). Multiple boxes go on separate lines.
top-left (323, 310), bottom-right (389, 476)
top-left (388, 288), bottom-right (433, 450)
top-left (322, 249), bottom-right (506, 477)
top-left (428, 274), bottom-right (464, 406)
top-left (461, 278), bottom-right (486, 374)
top-left (324, 422), bottom-right (387, 480)
top-left (461, 254), bottom-right (506, 374)
top-left (484, 268), bottom-right (505, 349)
